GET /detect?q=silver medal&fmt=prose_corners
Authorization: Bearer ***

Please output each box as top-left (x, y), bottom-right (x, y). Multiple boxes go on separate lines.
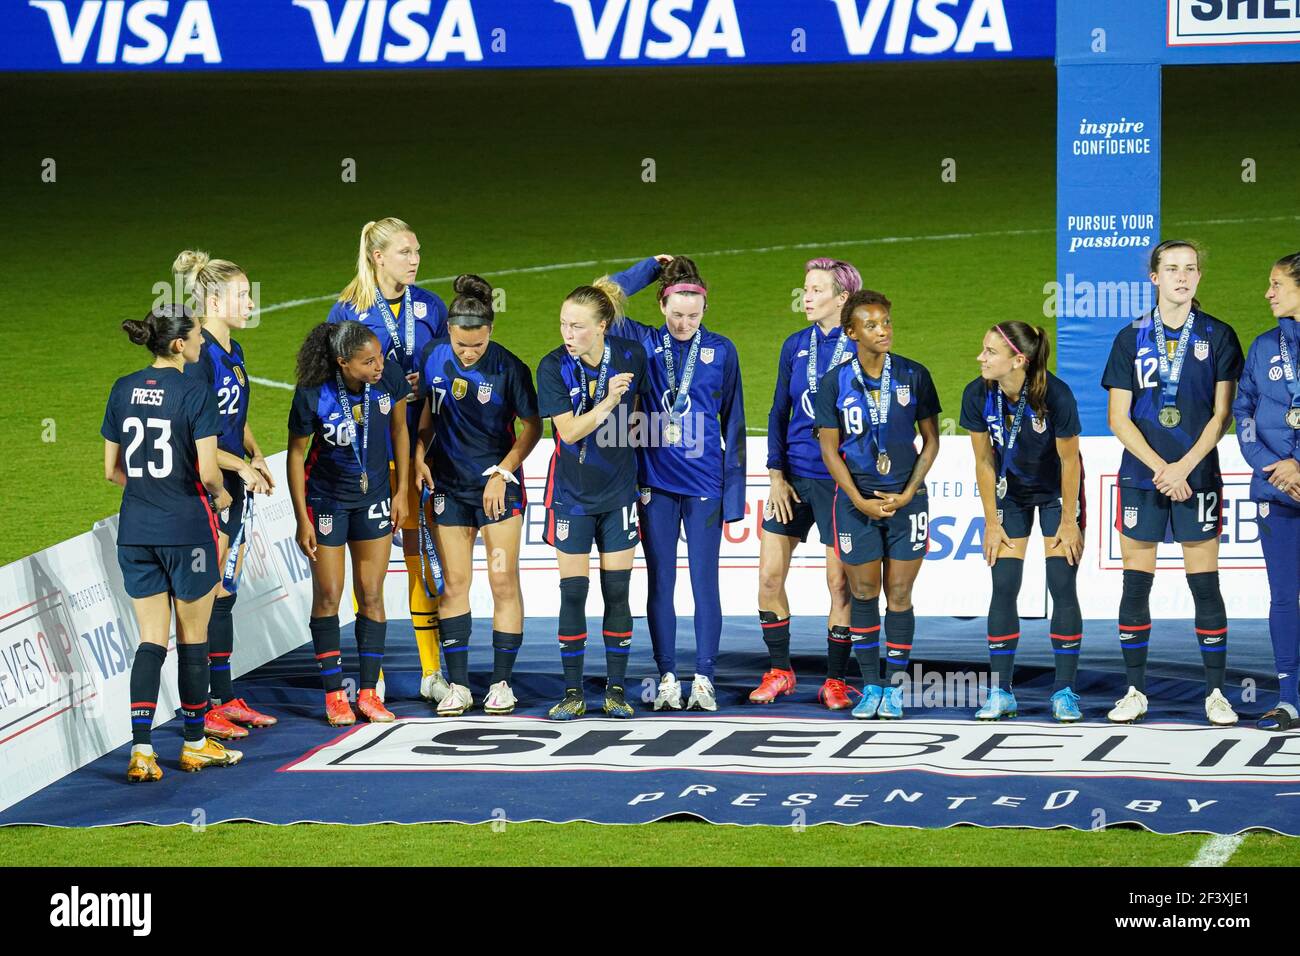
top-left (663, 420), bottom-right (683, 446)
top-left (1288, 408), bottom-right (1300, 430)
top-left (360, 472), bottom-right (369, 495)
top-left (996, 476), bottom-right (1008, 500)
top-left (1158, 406), bottom-right (1181, 428)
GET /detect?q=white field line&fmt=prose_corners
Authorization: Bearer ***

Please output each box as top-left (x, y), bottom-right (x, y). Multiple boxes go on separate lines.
top-left (1187, 834), bottom-right (1246, 867)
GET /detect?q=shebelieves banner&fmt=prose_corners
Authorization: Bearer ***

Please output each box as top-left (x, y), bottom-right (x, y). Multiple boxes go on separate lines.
top-left (3, 1), bottom-right (1052, 71)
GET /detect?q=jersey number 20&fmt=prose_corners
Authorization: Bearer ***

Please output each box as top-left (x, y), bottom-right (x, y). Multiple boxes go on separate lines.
top-left (122, 417), bottom-right (173, 478)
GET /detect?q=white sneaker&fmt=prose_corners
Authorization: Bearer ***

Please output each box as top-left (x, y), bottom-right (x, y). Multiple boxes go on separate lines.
top-left (420, 672), bottom-right (451, 704)
top-left (654, 673), bottom-right (683, 711)
top-left (437, 683), bottom-right (473, 717)
top-left (1205, 688), bottom-right (1238, 726)
top-left (484, 680), bottom-right (517, 715)
top-left (687, 675), bottom-right (717, 711)
top-left (1107, 685), bottom-right (1148, 724)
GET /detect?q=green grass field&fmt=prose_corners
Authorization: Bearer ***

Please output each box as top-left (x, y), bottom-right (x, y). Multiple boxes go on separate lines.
top-left (3, 60), bottom-right (1299, 866)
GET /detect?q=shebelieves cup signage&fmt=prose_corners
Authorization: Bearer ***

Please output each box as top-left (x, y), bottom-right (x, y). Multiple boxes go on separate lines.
top-left (1169, 0), bottom-right (1300, 47)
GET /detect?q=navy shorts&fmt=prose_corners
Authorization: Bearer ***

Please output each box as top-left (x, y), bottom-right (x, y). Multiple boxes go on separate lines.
top-left (545, 503), bottom-right (640, 555)
top-left (308, 493), bottom-right (393, 547)
top-left (1115, 485), bottom-right (1222, 544)
top-left (761, 473), bottom-right (836, 546)
top-left (997, 495), bottom-right (1086, 539)
top-left (118, 542), bottom-right (219, 600)
top-left (832, 488), bottom-right (930, 565)
top-left (433, 487), bottom-right (525, 529)
top-left (217, 471), bottom-right (246, 537)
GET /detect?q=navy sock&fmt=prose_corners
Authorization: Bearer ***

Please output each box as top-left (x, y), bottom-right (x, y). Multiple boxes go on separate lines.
top-left (491, 630), bottom-right (523, 684)
top-left (760, 611), bottom-right (792, 670)
top-left (1046, 557), bottom-right (1082, 692)
top-left (827, 625), bottom-right (852, 681)
top-left (988, 558), bottom-right (1023, 690)
top-left (600, 569), bottom-right (633, 689)
top-left (208, 593), bottom-right (236, 703)
top-left (129, 642), bottom-right (167, 746)
top-left (177, 642), bottom-right (209, 743)
top-left (884, 608), bottom-right (915, 680)
top-left (439, 612), bottom-right (473, 687)
top-left (354, 615), bottom-right (387, 690)
top-left (310, 615), bottom-right (344, 693)
top-left (1118, 569), bottom-right (1154, 692)
top-left (558, 576), bottom-right (589, 693)
top-left (850, 596), bottom-right (882, 687)
top-left (1188, 571), bottom-right (1228, 694)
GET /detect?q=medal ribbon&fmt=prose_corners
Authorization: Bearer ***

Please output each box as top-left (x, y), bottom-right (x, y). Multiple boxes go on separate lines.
top-left (220, 491), bottom-right (254, 593)
top-left (1277, 319), bottom-right (1300, 412)
top-left (334, 372), bottom-right (370, 486)
top-left (662, 328), bottom-right (701, 422)
top-left (373, 286), bottom-right (416, 372)
top-left (808, 327), bottom-right (850, 395)
top-left (852, 355), bottom-right (891, 463)
top-left (417, 487), bottom-right (445, 597)
top-left (1152, 308), bottom-right (1196, 412)
top-left (994, 386), bottom-right (1029, 491)
top-left (575, 343), bottom-right (612, 465)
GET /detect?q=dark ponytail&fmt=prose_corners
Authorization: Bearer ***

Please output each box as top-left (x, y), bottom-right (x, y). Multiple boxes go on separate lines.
top-left (991, 321), bottom-right (1051, 418)
top-left (121, 303), bottom-right (196, 358)
top-left (657, 255), bottom-right (707, 306)
top-left (296, 320), bottom-right (376, 388)
top-left (1274, 251), bottom-right (1300, 287)
top-left (447, 274), bottom-right (494, 329)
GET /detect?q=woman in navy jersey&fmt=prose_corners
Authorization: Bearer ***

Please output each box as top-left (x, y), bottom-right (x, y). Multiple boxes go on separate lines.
top-left (329, 217), bottom-right (451, 706)
top-left (536, 284), bottom-right (652, 720)
top-left (174, 250), bottom-right (278, 741)
top-left (103, 304), bottom-right (241, 782)
top-left (412, 275), bottom-right (542, 717)
top-left (815, 290), bottom-right (941, 720)
top-left (605, 255), bottom-right (745, 711)
top-left (1102, 239), bottom-right (1243, 726)
top-left (755, 258), bottom-right (861, 710)
top-left (1233, 251), bottom-right (1300, 730)
top-left (961, 321), bottom-right (1085, 722)
top-left (287, 320), bottom-right (411, 726)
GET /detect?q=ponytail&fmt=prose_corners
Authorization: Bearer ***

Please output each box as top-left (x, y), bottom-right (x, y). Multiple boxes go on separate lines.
top-left (296, 320), bottom-right (376, 388)
top-left (572, 279), bottom-right (623, 334)
top-left (990, 321), bottom-right (1050, 418)
top-left (121, 304), bottom-right (196, 358)
top-left (338, 217), bottom-right (414, 313)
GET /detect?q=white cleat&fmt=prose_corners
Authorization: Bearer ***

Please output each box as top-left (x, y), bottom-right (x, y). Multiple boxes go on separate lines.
top-left (1205, 688), bottom-right (1238, 726)
top-left (375, 677), bottom-right (385, 703)
top-left (437, 683), bottom-right (473, 717)
top-left (687, 674), bottom-right (717, 712)
top-left (484, 680), bottom-right (517, 715)
top-left (421, 672), bottom-right (451, 704)
top-left (654, 672), bottom-right (684, 711)
top-left (1107, 685), bottom-right (1148, 724)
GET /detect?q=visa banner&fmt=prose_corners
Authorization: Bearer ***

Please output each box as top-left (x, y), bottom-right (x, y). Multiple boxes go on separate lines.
top-left (4, 1), bottom-right (1053, 71)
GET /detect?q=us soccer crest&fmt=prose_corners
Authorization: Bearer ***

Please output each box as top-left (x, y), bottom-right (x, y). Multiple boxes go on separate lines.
top-left (414, 301), bottom-right (427, 319)
top-left (1261, 502), bottom-right (1271, 518)
top-left (478, 382), bottom-right (493, 404)
top-left (233, 366), bottom-right (246, 387)
top-left (1031, 415), bottom-right (1047, 434)
top-left (556, 519), bottom-right (570, 542)
top-left (1194, 340), bottom-right (1209, 361)
top-left (700, 347), bottom-right (715, 364)
top-left (895, 385), bottom-right (911, 407)
top-left (452, 379), bottom-right (468, 400)
top-left (1123, 506), bottom-right (1138, 529)
top-left (639, 488), bottom-right (652, 506)
top-left (318, 514), bottom-right (334, 535)
top-left (378, 393), bottom-right (392, 415)
top-left (839, 532), bottom-right (853, 554)
top-left (433, 494), bottom-right (445, 515)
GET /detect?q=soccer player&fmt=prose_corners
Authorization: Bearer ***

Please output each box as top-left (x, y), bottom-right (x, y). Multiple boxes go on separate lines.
top-left (411, 274), bottom-right (542, 716)
top-left (173, 250), bottom-right (278, 740)
top-left (815, 290), bottom-right (941, 720)
top-left (1102, 239), bottom-right (1244, 726)
top-left (104, 304), bottom-right (240, 781)
top-left (1233, 251), bottom-right (1300, 731)
top-left (536, 283), bottom-right (652, 719)
top-left (604, 254), bottom-right (745, 711)
top-left (754, 258), bottom-right (861, 709)
top-left (328, 217), bottom-right (450, 705)
top-left (961, 321), bottom-right (1086, 722)
top-left (287, 320), bottom-right (411, 726)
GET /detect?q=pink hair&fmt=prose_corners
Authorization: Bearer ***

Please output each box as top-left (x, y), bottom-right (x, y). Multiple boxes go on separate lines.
top-left (805, 257), bottom-right (862, 296)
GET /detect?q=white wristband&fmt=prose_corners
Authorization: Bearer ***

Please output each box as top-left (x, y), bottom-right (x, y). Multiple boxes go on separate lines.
top-left (482, 465), bottom-right (519, 485)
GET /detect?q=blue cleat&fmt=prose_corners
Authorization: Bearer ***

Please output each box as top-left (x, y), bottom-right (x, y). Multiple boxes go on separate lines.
top-left (548, 691), bottom-right (586, 721)
top-left (1050, 687), bottom-right (1082, 723)
top-left (603, 684), bottom-right (634, 719)
top-left (852, 685), bottom-right (884, 720)
top-left (976, 687), bottom-right (1017, 721)
top-left (1257, 703), bottom-right (1299, 731)
top-left (876, 685), bottom-right (904, 720)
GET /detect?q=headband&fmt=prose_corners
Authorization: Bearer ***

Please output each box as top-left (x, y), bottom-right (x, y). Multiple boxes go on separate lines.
top-left (662, 283), bottom-right (707, 299)
top-left (994, 324), bottom-right (1023, 357)
top-left (448, 312), bottom-right (492, 327)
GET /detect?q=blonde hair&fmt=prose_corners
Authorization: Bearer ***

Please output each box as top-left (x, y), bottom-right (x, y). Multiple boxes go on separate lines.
top-left (172, 249), bottom-right (245, 317)
top-left (590, 274), bottom-right (628, 333)
top-left (339, 217), bottom-right (415, 312)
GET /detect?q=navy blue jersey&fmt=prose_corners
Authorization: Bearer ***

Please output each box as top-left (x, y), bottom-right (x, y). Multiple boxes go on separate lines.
top-left (417, 338), bottom-right (539, 496)
top-left (1233, 320), bottom-right (1300, 507)
top-left (184, 329), bottom-right (248, 458)
top-left (536, 335), bottom-right (651, 516)
top-left (769, 323), bottom-right (854, 480)
top-left (288, 362), bottom-right (409, 505)
top-left (1102, 310), bottom-right (1243, 491)
top-left (813, 353), bottom-right (941, 493)
top-left (959, 372), bottom-right (1082, 503)
top-left (607, 259), bottom-right (747, 522)
top-left (101, 366), bottom-right (221, 546)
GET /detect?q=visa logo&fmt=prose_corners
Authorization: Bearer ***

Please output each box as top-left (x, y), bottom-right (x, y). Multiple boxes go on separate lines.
top-left (30, 1), bottom-right (221, 65)
top-left (828, 0), bottom-right (1012, 56)
top-left (555, 0), bottom-right (744, 61)
top-left (292, 0), bottom-right (483, 64)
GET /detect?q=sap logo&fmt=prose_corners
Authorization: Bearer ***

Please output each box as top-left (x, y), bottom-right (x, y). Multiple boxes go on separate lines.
top-left (828, 0), bottom-right (1012, 57)
top-left (30, 1), bottom-right (221, 65)
top-left (293, 0), bottom-right (482, 64)
top-left (555, 0), bottom-right (745, 61)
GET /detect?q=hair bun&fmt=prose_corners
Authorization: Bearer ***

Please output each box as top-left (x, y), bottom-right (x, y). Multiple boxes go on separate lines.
top-left (121, 317), bottom-right (152, 347)
top-left (453, 273), bottom-right (492, 305)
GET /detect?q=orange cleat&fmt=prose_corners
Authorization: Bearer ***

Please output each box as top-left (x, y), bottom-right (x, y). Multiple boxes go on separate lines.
top-left (325, 689), bottom-right (356, 727)
top-left (204, 707), bottom-right (249, 740)
top-left (817, 678), bottom-right (856, 710)
top-left (212, 697), bottom-right (278, 728)
top-left (749, 668), bottom-right (797, 704)
top-left (356, 688), bottom-right (395, 723)
top-left (126, 750), bottom-right (163, 783)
